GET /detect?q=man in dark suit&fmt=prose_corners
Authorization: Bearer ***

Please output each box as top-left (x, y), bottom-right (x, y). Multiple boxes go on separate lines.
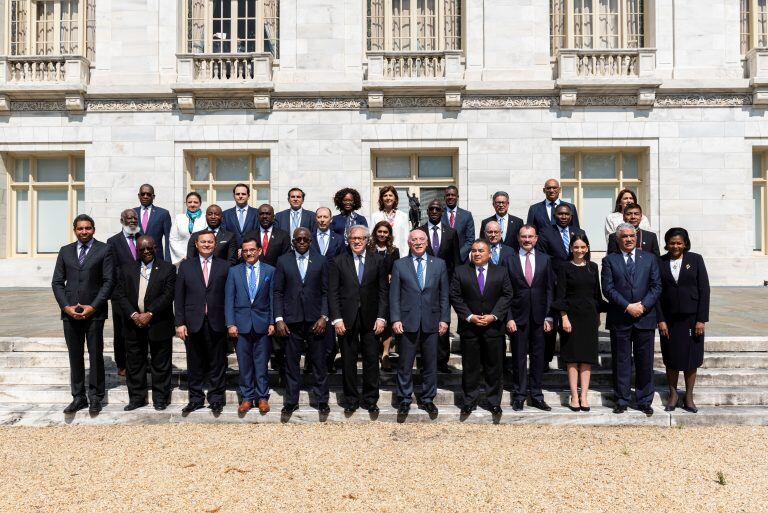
top-left (506, 225), bottom-right (556, 411)
top-left (450, 239), bottom-right (513, 416)
top-left (442, 185), bottom-right (475, 263)
top-left (606, 203), bottom-right (660, 256)
top-left (175, 231), bottom-right (230, 415)
top-left (244, 203), bottom-right (291, 268)
top-left (134, 184), bottom-right (172, 261)
top-left (275, 187), bottom-right (317, 235)
top-left (602, 223), bottom-right (662, 415)
top-left (222, 183), bottom-right (259, 247)
top-left (107, 209), bottom-right (140, 376)
top-left (480, 191), bottom-right (524, 251)
top-left (186, 204), bottom-right (238, 266)
top-left (483, 220), bottom-right (516, 267)
top-left (112, 236), bottom-right (176, 411)
top-left (526, 178), bottom-right (580, 232)
top-left (274, 228), bottom-right (330, 415)
top-left (225, 237), bottom-right (275, 415)
top-left (51, 214), bottom-right (114, 414)
top-left (390, 229), bottom-right (450, 416)
top-left (328, 225), bottom-right (389, 414)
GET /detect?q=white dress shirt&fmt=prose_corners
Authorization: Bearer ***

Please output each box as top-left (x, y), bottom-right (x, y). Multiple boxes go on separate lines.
top-left (518, 248), bottom-right (537, 277)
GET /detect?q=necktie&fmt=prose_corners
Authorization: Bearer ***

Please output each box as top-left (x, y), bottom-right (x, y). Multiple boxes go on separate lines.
top-left (524, 252), bottom-right (533, 286)
top-left (319, 232), bottom-right (328, 255)
top-left (492, 245), bottom-right (499, 265)
top-left (561, 228), bottom-right (570, 254)
top-left (262, 230), bottom-right (269, 255)
top-left (127, 235), bottom-right (137, 260)
top-left (548, 202), bottom-right (555, 223)
top-left (477, 266), bottom-right (485, 294)
top-left (416, 257), bottom-right (424, 290)
top-left (357, 254), bottom-right (364, 284)
top-left (248, 264), bottom-right (257, 302)
top-left (449, 210), bottom-right (455, 228)
top-left (626, 253), bottom-right (635, 281)
top-left (498, 216), bottom-right (506, 241)
top-left (432, 226), bottom-right (440, 254)
top-left (298, 255), bottom-right (306, 281)
top-left (202, 258), bottom-right (210, 315)
top-left (138, 265), bottom-right (149, 313)
top-left (238, 208), bottom-right (246, 232)
top-left (291, 210), bottom-right (300, 233)
top-left (141, 208), bottom-right (149, 233)
top-left (78, 244), bottom-right (87, 266)
top-left (637, 230), bottom-right (643, 251)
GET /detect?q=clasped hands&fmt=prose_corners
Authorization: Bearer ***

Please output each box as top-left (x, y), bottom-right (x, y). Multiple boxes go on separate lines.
top-left (131, 312), bottom-right (153, 328)
top-left (625, 302), bottom-right (645, 318)
top-left (63, 304), bottom-right (95, 321)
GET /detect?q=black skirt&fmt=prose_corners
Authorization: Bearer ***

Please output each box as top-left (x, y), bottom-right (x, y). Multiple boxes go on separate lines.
top-left (660, 313), bottom-right (704, 371)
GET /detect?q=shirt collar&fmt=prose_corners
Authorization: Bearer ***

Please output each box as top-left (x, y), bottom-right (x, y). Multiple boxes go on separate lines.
top-left (142, 259), bottom-right (154, 270)
top-left (624, 249), bottom-right (636, 258)
top-left (199, 255), bottom-right (211, 264)
top-left (77, 239), bottom-right (94, 250)
top-left (429, 221), bottom-right (441, 230)
top-left (548, 198), bottom-right (561, 206)
top-left (519, 248), bottom-right (534, 256)
top-left (247, 261), bottom-right (260, 270)
top-left (412, 253), bottom-right (426, 262)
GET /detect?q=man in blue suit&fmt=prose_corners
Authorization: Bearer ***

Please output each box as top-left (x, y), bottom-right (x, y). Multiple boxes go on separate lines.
top-left (602, 223), bottom-right (662, 416)
top-left (274, 227), bottom-right (330, 415)
top-left (275, 188), bottom-right (317, 235)
top-left (134, 184), bottom-right (172, 261)
top-left (222, 183), bottom-right (259, 247)
top-left (526, 178), bottom-right (579, 232)
top-left (390, 229), bottom-right (450, 416)
top-left (483, 221), bottom-right (515, 267)
top-left (225, 236), bottom-right (275, 415)
top-left (442, 185), bottom-right (475, 263)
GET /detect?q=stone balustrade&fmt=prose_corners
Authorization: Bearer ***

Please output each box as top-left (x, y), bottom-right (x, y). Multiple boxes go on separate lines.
top-left (556, 48), bottom-right (656, 80)
top-left (0, 55), bottom-right (90, 85)
top-left (366, 50), bottom-right (464, 80)
top-left (176, 53), bottom-right (273, 83)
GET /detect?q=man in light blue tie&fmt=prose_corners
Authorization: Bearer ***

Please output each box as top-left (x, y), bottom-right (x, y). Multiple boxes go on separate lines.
top-left (390, 230), bottom-right (450, 416)
top-left (222, 183), bottom-right (258, 248)
top-left (275, 187), bottom-right (317, 235)
top-left (480, 191), bottom-right (524, 250)
top-left (483, 220), bottom-right (515, 267)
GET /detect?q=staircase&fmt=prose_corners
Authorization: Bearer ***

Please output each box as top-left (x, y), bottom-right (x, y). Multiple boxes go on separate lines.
top-left (1, 335), bottom-right (767, 426)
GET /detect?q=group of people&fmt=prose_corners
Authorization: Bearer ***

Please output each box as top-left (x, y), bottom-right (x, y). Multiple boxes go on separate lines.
top-left (51, 179), bottom-right (710, 417)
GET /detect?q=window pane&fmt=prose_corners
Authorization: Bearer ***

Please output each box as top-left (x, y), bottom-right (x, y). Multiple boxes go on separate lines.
top-left (255, 187), bottom-right (270, 202)
top-left (193, 188), bottom-right (209, 205)
top-left (254, 156), bottom-right (270, 180)
top-left (581, 187), bottom-right (615, 252)
top-left (376, 156), bottom-right (411, 178)
top-left (561, 186), bottom-right (575, 204)
top-left (36, 189), bottom-right (69, 253)
top-left (622, 153), bottom-right (639, 179)
top-left (755, 184), bottom-right (763, 251)
top-left (14, 159), bottom-right (30, 182)
top-left (560, 154), bottom-right (575, 179)
top-left (193, 157), bottom-right (210, 181)
top-left (215, 156), bottom-right (249, 181)
top-left (394, 187), bottom-right (410, 215)
top-left (76, 189), bottom-right (85, 215)
top-left (418, 156), bottom-right (452, 178)
top-left (36, 158), bottom-right (69, 182)
top-left (582, 154), bottom-right (616, 179)
top-left (754, 153), bottom-right (763, 179)
top-left (16, 190), bottom-right (29, 254)
top-left (75, 157), bottom-right (85, 182)
top-left (214, 187), bottom-right (236, 211)
top-left (417, 187), bottom-right (444, 224)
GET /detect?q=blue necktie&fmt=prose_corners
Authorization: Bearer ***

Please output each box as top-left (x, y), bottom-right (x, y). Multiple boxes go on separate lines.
top-left (298, 255), bottom-right (306, 281)
top-left (238, 208), bottom-right (246, 232)
top-left (291, 210), bottom-right (300, 233)
top-left (78, 244), bottom-right (87, 266)
top-left (626, 253), bottom-right (635, 281)
top-left (416, 257), bottom-right (424, 290)
top-left (357, 254), bottom-right (364, 284)
top-left (248, 265), bottom-right (257, 302)
top-left (561, 228), bottom-right (570, 254)
top-left (492, 245), bottom-right (499, 265)
top-left (319, 231), bottom-right (328, 255)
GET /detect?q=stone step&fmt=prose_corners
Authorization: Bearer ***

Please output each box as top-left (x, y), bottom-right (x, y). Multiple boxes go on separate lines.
top-left (2, 403), bottom-right (767, 427)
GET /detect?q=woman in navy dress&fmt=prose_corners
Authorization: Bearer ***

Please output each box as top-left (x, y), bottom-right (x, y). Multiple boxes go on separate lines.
top-left (330, 188), bottom-right (368, 242)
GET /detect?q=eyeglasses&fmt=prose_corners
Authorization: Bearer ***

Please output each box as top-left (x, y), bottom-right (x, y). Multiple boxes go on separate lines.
top-left (293, 237), bottom-right (311, 243)
top-left (427, 206), bottom-right (442, 211)
top-left (348, 236), bottom-right (367, 242)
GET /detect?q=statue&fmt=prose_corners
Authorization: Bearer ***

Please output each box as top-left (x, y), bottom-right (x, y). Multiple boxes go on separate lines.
top-left (408, 193), bottom-right (421, 230)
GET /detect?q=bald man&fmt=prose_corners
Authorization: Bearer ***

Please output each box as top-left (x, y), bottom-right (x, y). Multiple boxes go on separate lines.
top-left (526, 178), bottom-right (580, 232)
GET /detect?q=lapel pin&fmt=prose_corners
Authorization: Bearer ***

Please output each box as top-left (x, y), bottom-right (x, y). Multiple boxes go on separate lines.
top-left (685, 264), bottom-right (691, 270)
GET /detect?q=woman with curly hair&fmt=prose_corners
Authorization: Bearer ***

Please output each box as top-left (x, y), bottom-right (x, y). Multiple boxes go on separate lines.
top-left (368, 220), bottom-right (400, 371)
top-left (330, 187), bottom-right (368, 243)
top-left (370, 186), bottom-right (410, 252)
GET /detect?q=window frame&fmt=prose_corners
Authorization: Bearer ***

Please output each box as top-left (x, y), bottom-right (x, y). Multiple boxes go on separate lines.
top-left (6, 0), bottom-right (88, 56)
top-left (186, 152), bottom-right (271, 208)
top-left (6, 153), bottom-right (85, 257)
top-left (365, 0), bottom-right (464, 53)
top-left (741, 0), bottom-right (768, 54)
top-left (550, 0), bottom-right (646, 54)
top-left (753, 152), bottom-right (768, 253)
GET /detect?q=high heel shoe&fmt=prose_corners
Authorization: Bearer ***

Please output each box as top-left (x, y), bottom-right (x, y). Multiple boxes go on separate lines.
top-left (682, 403), bottom-right (698, 414)
top-left (579, 398), bottom-right (590, 412)
top-left (664, 404), bottom-right (676, 412)
top-left (568, 397), bottom-right (580, 412)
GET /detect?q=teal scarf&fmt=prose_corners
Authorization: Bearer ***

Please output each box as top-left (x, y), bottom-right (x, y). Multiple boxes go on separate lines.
top-left (186, 209), bottom-right (202, 234)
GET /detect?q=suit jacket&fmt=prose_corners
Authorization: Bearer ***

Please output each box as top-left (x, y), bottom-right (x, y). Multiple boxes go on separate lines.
top-left (134, 205), bottom-right (172, 261)
top-left (601, 250), bottom-right (662, 330)
top-left (442, 207), bottom-right (475, 263)
top-left (106, 231), bottom-right (138, 288)
top-left (174, 256), bottom-right (229, 333)
top-left (480, 214), bottom-right (524, 251)
top-left (275, 208), bottom-right (317, 235)
top-left (328, 249), bottom-right (389, 330)
top-left (243, 225), bottom-right (292, 267)
top-left (526, 200), bottom-right (580, 232)
top-left (310, 229), bottom-right (345, 264)
top-left (489, 243), bottom-right (515, 267)
top-left (536, 225), bottom-right (586, 275)
top-left (607, 229), bottom-right (660, 257)
top-left (222, 205), bottom-right (259, 247)
top-left (449, 263), bottom-right (513, 337)
top-left (273, 251), bottom-right (328, 324)
top-left (224, 262), bottom-right (275, 335)
top-left (330, 212), bottom-right (368, 240)
top-left (186, 228), bottom-right (238, 266)
top-left (389, 255), bottom-right (450, 334)
top-left (656, 252), bottom-right (710, 323)
top-left (420, 222), bottom-right (460, 277)
top-left (113, 259), bottom-right (176, 340)
top-left (506, 250), bottom-right (555, 325)
top-left (52, 240), bottom-right (115, 321)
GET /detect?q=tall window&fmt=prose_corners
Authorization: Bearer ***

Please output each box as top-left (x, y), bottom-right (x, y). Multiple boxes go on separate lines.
top-left (8, 0), bottom-right (94, 58)
top-left (550, 0), bottom-right (645, 53)
top-left (560, 150), bottom-right (644, 252)
top-left (741, 0), bottom-right (768, 54)
top-left (372, 151), bottom-right (456, 220)
top-left (753, 153), bottom-right (767, 252)
top-left (188, 154), bottom-right (270, 211)
top-left (185, 0), bottom-right (279, 57)
top-left (8, 155), bottom-right (85, 256)
top-left (366, 0), bottom-right (462, 52)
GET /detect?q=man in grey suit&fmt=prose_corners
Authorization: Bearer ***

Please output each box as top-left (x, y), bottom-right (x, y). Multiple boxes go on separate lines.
top-left (390, 229), bottom-right (450, 416)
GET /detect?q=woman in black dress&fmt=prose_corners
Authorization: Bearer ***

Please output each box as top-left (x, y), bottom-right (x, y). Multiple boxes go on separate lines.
top-left (552, 234), bottom-right (607, 411)
top-left (657, 227), bottom-right (710, 413)
top-left (368, 221), bottom-right (400, 370)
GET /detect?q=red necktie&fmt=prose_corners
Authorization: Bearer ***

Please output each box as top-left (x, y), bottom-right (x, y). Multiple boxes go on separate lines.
top-left (524, 252), bottom-right (533, 287)
top-left (262, 230), bottom-right (270, 255)
top-left (449, 211), bottom-right (455, 228)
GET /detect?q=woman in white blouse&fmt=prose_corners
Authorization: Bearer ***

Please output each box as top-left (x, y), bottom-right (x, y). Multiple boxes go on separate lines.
top-left (604, 188), bottom-right (650, 242)
top-left (370, 186), bottom-right (410, 253)
top-left (169, 191), bottom-right (207, 265)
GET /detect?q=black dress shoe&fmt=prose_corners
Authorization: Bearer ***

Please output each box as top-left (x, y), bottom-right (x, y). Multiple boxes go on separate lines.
top-left (182, 402), bottom-right (205, 415)
top-left (281, 404), bottom-right (299, 414)
top-left (530, 399), bottom-right (552, 412)
top-left (123, 401), bottom-right (148, 411)
top-left (397, 402), bottom-right (410, 415)
top-left (318, 402), bottom-right (331, 414)
top-left (366, 404), bottom-right (379, 414)
top-left (421, 402), bottom-right (438, 415)
top-left (512, 400), bottom-right (524, 411)
top-left (682, 404), bottom-right (698, 414)
top-left (153, 402), bottom-right (167, 411)
top-left (89, 399), bottom-right (102, 414)
top-left (639, 404), bottom-right (654, 415)
top-left (664, 404), bottom-right (676, 412)
top-left (63, 398), bottom-right (88, 414)
top-left (568, 404), bottom-right (580, 412)
top-left (490, 405), bottom-right (502, 415)
top-left (613, 405), bottom-right (627, 414)
top-left (210, 402), bottom-right (224, 414)
top-left (343, 404), bottom-right (358, 414)
top-left (437, 364), bottom-right (453, 374)
top-left (460, 405), bottom-right (473, 415)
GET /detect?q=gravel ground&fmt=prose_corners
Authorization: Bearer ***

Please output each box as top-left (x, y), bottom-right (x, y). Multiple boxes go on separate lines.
top-left (1, 424), bottom-right (766, 513)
